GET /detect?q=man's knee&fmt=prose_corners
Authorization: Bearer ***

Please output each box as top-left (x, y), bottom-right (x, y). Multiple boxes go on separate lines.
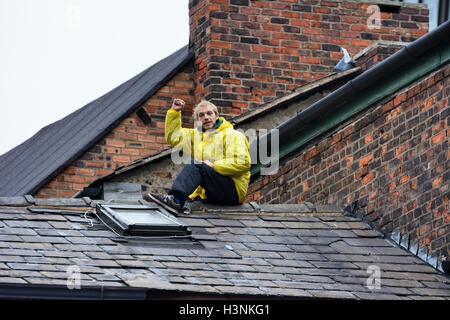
top-left (180, 163), bottom-right (201, 174)
top-left (196, 163), bottom-right (215, 176)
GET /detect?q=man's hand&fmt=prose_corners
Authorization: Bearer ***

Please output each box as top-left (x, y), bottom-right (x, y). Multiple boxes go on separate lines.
top-left (172, 98), bottom-right (185, 111)
top-left (203, 160), bottom-right (214, 168)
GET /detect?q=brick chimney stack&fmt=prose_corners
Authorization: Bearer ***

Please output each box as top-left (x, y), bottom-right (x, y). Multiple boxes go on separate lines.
top-left (188, 0), bottom-right (428, 117)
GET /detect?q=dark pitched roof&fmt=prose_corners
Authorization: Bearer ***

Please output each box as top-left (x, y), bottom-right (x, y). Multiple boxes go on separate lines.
top-left (0, 45), bottom-right (193, 197)
top-left (0, 197), bottom-right (448, 300)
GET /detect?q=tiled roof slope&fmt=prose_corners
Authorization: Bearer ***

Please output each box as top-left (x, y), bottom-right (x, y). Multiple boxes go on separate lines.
top-left (0, 45), bottom-right (193, 197)
top-left (0, 197), bottom-right (448, 300)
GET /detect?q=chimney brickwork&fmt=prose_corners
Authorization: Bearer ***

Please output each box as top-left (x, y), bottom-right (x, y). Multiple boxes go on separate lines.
top-left (189, 0), bottom-right (428, 116)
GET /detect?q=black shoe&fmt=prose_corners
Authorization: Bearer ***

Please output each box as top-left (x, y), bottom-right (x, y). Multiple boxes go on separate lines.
top-left (145, 193), bottom-right (182, 215)
top-left (182, 201), bottom-right (191, 215)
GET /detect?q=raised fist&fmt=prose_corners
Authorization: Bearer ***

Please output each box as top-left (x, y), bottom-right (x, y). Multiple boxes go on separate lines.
top-left (172, 98), bottom-right (185, 111)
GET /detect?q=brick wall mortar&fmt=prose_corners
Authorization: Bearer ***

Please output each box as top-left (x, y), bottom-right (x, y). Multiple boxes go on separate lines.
top-left (36, 63), bottom-right (196, 198)
top-left (248, 64), bottom-right (449, 257)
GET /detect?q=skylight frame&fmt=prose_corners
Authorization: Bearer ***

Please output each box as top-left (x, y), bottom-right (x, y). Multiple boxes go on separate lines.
top-left (95, 203), bottom-right (191, 237)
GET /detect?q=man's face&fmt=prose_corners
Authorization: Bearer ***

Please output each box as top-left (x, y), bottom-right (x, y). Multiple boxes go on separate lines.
top-left (197, 105), bottom-right (219, 130)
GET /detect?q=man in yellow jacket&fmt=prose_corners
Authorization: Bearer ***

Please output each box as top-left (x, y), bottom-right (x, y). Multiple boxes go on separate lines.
top-left (146, 98), bottom-right (251, 214)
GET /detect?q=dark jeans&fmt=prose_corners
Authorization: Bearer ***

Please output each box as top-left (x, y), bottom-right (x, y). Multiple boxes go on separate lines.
top-left (169, 162), bottom-right (239, 206)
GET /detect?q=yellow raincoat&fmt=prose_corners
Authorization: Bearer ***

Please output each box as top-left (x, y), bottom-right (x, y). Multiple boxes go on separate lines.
top-left (165, 108), bottom-right (251, 204)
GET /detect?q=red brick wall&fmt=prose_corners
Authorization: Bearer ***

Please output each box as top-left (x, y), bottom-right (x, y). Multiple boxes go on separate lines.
top-left (189, 0), bottom-right (428, 116)
top-left (247, 64), bottom-right (449, 257)
top-left (36, 63), bottom-right (195, 198)
top-left (355, 42), bottom-right (406, 72)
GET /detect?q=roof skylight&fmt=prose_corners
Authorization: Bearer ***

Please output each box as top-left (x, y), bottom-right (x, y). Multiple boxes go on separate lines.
top-left (95, 203), bottom-right (191, 237)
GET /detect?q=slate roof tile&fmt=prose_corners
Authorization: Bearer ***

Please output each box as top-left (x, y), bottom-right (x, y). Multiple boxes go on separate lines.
top-left (183, 276), bottom-right (233, 286)
top-left (72, 265), bottom-right (107, 274)
top-left (308, 289), bottom-right (356, 299)
top-left (236, 250), bottom-right (283, 259)
top-left (261, 287), bottom-right (313, 298)
top-left (137, 247), bottom-right (195, 257)
top-left (19, 235), bottom-right (70, 244)
top-left (421, 280), bottom-right (450, 289)
top-left (24, 278), bottom-right (70, 286)
top-left (0, 235), bottom-right (23, 242)
top-left (40, 270), bottom-right (93, 281)
top-left (69, 257), bottom-right (121, 268)
top-left (228, 278), bottom-right (276, 288)
top-left (7, 262), bottom-right (59, 272)
top-left (38, 250), bottom-right (87, 259)
top-left (178, 217), bottom-right (214, 227)
top-left (4, 220), bottom-right (52, 229)
top-left (0, 255), bottom-right (26, 264)
top-left (0, 248), bottom-right (40, 257)
top-left (279, 252), bottom-right (328, 261)
top-left (0, 198), bottom-right (448, 300)
top-left (115, 260), bottom-right (149, 268)
top-left (244, 242), bottom-right (292, 252)
top-left (89, 273), bottom-right (122, 282)
top-left (208, 263), bottom-right (256, 272)
top-left (190, 248), bottom-right (241, 259)
top-left (311, 261), bottom-right (359, 269)
top-left (19, 213), bottom-right (67, 222)
top-left (215, 233), bottom-right (260, 243)
top-left (353, 292), bottom-right (407, 300)
top-left (214, 285), bottom-right (265, 296)
top-left (241, 219), bottom-right (285, 228)
top-left (66, 236), bottom-right (115, 245)
top-left (410, 287), bottom-right (450, 297)
top-left (383, 271), bottom-right (439, 281)
top-left (256, 235), bottom-right (305, 245)
top-left (207, 218), bottom-right (245, 227)
top-left (140, 255), bottom-right (180, 263)
top-left (0, 208), bottom-right (29, 214)
top-left (23, 256), bottom-right (70, 265)
top-left (265, 258), bottom-right (314, 268)
top-left (54, 244), bottom-right (104, 252)
top-left (272, 228), bottom-right (315, 237)
top-left (235, 227), bottom-right (274, 235)
top-left (0, 277), bottom-right (28, 284)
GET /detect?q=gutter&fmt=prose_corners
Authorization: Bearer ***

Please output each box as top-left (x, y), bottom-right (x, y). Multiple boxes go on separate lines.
top-left (0, 283), bottom-right (318, 300)
top-left (0, 283), bottom-right (147, 300)
top-left (251, 20), bottom-right (450, 176)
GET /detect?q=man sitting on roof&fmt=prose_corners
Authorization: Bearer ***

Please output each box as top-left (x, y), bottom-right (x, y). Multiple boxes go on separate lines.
top-left (146, 98), bottom-right (251, 214)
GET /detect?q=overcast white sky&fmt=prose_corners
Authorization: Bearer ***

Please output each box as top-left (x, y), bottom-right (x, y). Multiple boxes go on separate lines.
top-left (0, 0), bottom-right (189, 155)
